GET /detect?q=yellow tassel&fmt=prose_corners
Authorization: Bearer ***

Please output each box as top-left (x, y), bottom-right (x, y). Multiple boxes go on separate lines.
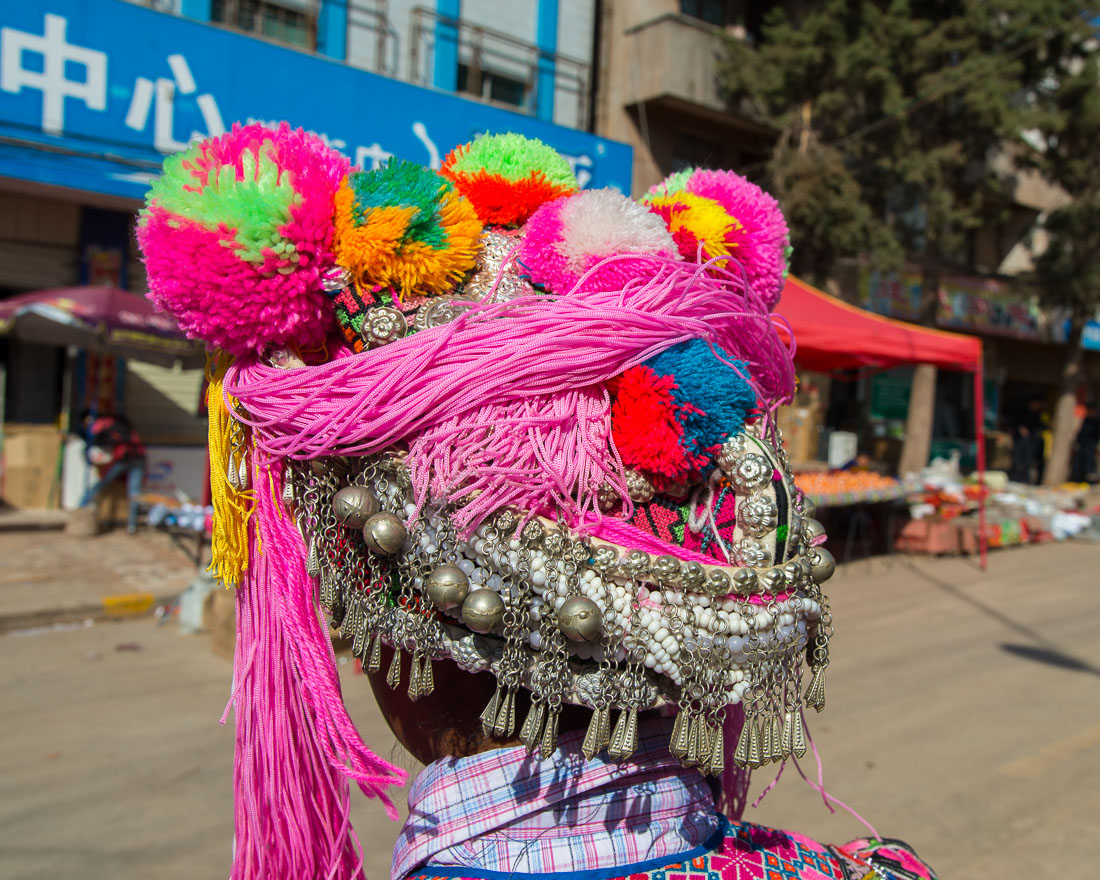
top-left (206, 353), bottom-right (254, 587)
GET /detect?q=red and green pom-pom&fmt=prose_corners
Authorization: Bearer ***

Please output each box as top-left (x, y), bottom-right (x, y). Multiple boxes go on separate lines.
top-left (441, 133), bottom-right (578, 227)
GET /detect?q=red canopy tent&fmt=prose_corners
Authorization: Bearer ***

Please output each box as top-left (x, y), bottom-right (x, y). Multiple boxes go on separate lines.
top-left (775, 276), bottom-right (987, 567)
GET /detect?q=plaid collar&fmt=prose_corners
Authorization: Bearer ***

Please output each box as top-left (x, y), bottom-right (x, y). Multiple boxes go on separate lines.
top-left (392, 715), bottom-right (721, 880)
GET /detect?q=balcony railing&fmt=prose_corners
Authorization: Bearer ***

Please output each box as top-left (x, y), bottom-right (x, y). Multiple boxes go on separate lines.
top-left (409, 6), bottom-right (591, 129)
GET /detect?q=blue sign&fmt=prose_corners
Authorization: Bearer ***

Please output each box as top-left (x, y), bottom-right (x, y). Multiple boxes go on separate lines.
top-left (0, 0), bottom-right (632, 201)
top-left (1084, 320), bottom-right (1100, 352)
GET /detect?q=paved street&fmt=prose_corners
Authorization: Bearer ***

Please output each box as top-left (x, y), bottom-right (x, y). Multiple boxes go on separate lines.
top-left (1, 539), bottom-right (1098, 879)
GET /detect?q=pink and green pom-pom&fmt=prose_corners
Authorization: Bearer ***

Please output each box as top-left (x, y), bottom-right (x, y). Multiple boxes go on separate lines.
top-left (137, 122), bottom-right (350, 357)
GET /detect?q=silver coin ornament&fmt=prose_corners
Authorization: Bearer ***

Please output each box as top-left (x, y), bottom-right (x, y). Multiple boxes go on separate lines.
top-left (461, 588), bottom-right (505, 634)
top-left (557, 596), bottom-right (603, 642)
top-left (425, 563), bottom-right (471, 612)
top-left (811, 547), bottom-right (836, 583)
top-left (362, 511), bottom-right (406, 555)
top-left (332, 486), bottom-right (380, 528)
top-left (362, 306), bottom-right (407, 349)
top-left (733, 567), bottom-right (758, 594)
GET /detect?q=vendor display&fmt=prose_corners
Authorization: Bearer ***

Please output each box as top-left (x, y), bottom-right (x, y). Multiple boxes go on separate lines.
top-left (794, 469), bottom-right (906, 508)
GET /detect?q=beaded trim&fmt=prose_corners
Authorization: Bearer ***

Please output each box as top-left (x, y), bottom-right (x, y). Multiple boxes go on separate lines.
top-left (287, 424), bottom-right (834, 772)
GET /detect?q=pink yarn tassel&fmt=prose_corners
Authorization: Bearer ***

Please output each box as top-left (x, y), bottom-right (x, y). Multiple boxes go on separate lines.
top-left (224, 453), bottom-right (406, 880)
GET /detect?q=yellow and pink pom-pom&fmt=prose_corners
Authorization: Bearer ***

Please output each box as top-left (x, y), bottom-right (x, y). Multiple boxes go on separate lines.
top-left (645, 168), bottom-right (790, 309)
top-left (137, 123), bottom-right (350, 357)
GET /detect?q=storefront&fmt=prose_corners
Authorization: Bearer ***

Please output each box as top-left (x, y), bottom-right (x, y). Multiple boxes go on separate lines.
top-left (0, 0), bottom-right (632, 507)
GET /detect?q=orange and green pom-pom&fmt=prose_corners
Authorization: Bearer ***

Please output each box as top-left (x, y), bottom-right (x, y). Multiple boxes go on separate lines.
top-left (333, 159), bottom-right (482, 297)
top-left (441, 132), bottom-right (578, 227)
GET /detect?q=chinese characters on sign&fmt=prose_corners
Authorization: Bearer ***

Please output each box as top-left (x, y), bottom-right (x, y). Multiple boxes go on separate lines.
top-left (0, 2), bottom-right (631, 201)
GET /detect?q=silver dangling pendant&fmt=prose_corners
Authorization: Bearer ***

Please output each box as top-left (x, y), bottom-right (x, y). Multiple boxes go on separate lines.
top-left (305, 541), bottom-right (321, 579)
top-left (706, 723), bottom-right (725, 777)
top-left (351, 621), bottom-right (367, 659)
top-left (780, 711), bottom-right (795, 758)
top-left (282, 478), bottom-right (295, 505)
top-left (318, 567), bottom-right (336, 608)
top-left (237, 454), bottom-right (250, 490)
top-left (733, 718), bottom-right (753, 768)
top-left (769, 714), bottom-right (784, 762)
top-left (419, 655), bottom-right (435, 697)
top-left (805, 667), bottom-right (826, 712)
top-left (582, 706), bottom-right (608, 760)
top-left (539, 709), bottom-right (560, 758)
top-left (407, 652), bottom-right (422, 701)
top-left (520, 700), bottom-right (546, 754)
top-left (226, 454), bottom-right (240, 490)
top-left (329, 597), bottom-right (347, 630)
top-left (493, 689), bottom-right (516, 738)
top-left (481, 686), bottom-right (502, 738)
top-left (685, 714), bottom-right (703, 767)
top-left (366, 632), bottom-right (382, 673)
top-left (791, 708), bottom-right (808, 758)
top-left (746, 719), bottom-right (764, 769)
top-left (669, 710), bottom-right (691, 760)
top-left (608, 708), bottom-right (638, 761)
top-left (760, 711), bottom-right (775, 764)
top-left (386, 647), bottom-right (402, 690)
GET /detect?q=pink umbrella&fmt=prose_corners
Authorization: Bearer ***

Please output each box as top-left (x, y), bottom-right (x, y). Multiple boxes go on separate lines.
top-left (0, 286), bottom-right (204, 367)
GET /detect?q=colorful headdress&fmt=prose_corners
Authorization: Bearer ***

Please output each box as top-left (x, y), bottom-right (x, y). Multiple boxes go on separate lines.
top-left (138, 125), bottom-right (833, 880)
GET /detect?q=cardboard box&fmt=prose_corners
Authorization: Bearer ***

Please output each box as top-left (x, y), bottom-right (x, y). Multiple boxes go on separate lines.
top-left (205, 585), bottom-right (236, 660)
top-left (2, 423), bottom-right (64, 509)
top-left (777, 405), bottom-right (823, 465)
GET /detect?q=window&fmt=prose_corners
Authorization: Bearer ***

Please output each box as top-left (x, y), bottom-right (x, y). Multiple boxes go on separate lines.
top-left (680, 0), bottom-right (734, 27)
top-left (457, 63), bottom-right (529, 110)
top-left (211, 0), bottom-right (312, 48)
top-left (672, 131), bottom-right (723, 172)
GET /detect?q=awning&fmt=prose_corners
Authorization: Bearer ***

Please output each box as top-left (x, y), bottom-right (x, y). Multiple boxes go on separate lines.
top-left (0, 286), bottom-right (204, 368)
top-left (777, 276), bottom-right (982, 373)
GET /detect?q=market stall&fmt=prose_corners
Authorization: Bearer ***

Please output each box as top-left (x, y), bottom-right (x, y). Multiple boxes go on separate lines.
top-left (776, 276), bottom-right (988, 565)
top-left (0, 286), bottom-right (204, 516)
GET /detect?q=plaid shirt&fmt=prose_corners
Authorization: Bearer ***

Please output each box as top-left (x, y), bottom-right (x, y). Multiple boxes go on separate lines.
top-left (392, 715), bottom-right (721, 880)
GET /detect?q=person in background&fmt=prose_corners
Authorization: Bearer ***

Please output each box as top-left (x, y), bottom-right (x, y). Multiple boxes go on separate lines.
top-left (1071, 401), bottom-right (1099, 483)
top-left (1010, 397), bottom-right (1044, 484)
top-left (78, 411), bottom-right (146, 534)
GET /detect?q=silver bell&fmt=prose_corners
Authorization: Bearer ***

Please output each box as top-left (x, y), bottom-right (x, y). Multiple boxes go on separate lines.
top-left (811, 547), bottom-right (836, 583)
top-left (557, 596), bottom-right (603, 642)
top-left (802, 498), bottom-right (818, 519)
top-left (332, 486), bottom-right (379, 529)
top-left (461, 588), bottom-right (505, 634)
top-left (425, 564), bottom-right (470, 612)
top-left (803, 518), bottom-right (826, 543)
top-left (362, 511), bottom-right (406, 555)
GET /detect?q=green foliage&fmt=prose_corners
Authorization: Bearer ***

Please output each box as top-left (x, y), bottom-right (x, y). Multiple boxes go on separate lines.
top-left (719, 0), bottom-right (1093, 291)
top-left (1023, 25), bottom-right (1100, 317)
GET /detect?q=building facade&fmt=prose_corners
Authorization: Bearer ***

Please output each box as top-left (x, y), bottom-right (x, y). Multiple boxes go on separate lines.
top-left (0, 0), bottom-right (632, 504)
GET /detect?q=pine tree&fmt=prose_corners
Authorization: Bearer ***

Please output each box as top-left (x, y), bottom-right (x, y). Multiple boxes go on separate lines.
top-left (1023, 20), bottom-right (1100, 484)
top-left (720, 0), bottom-right (1096, 475)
